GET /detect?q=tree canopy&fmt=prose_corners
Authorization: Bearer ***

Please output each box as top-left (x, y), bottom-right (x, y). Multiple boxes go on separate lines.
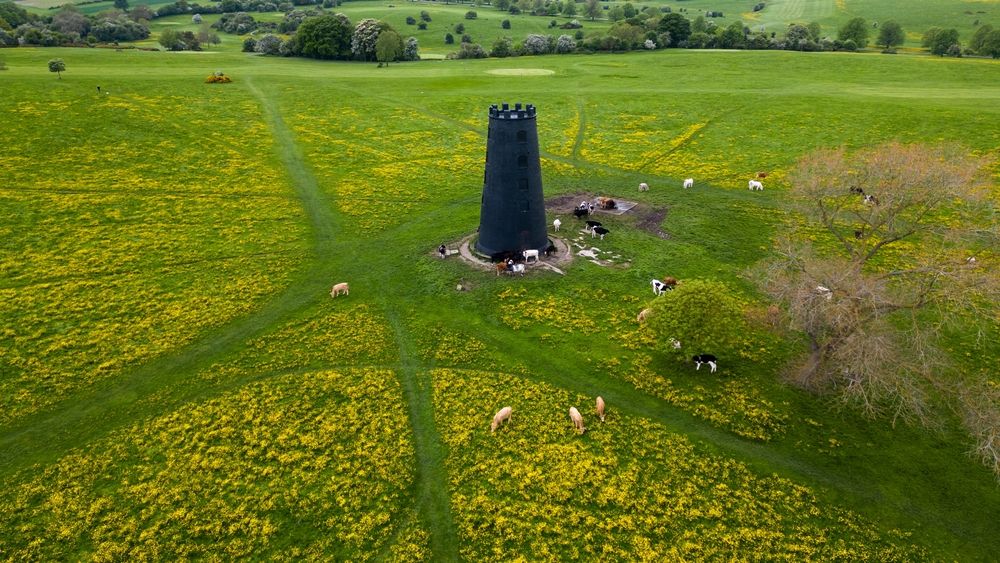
top-left (644, 279), bottom-right (749, 363)
top-left (837, 17), bottom-right (869, 48)
top-left (876, 20), bottom-right (903, 49)
top-left (47, 58), bottom-right (65, 78)
top-left (295, 13), bottom-right (352, 60)
top-left (755, 143), bottom-right (997, 431)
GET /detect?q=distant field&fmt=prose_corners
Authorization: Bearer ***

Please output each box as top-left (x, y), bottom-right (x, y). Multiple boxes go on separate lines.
top-left (15, 0), bottom-right (1000, 46)
top-left (0, 46), bottom-right (997, 559)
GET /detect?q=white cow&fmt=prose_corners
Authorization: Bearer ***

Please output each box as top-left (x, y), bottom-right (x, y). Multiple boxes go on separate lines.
top-left (639, 182), bottom-right (649, 192)
top-left (748, 180), bottom-right (764, 191)
top-left (683, 178), bottom-right (694, 189)
top-left (491, 406), bottom-right (512, 432)
top-left (569, 407), bottom-right (586, 434)
top-left (330, 282), bottom-right (350, 297)
top-left (523, 249), bottom-right (539, 263)
top-left (553, 218), bottom-right (562, 232)
top-left (596, 396), bottom-right (606, 422)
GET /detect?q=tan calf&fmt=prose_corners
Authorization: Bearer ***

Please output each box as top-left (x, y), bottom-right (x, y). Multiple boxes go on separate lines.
top-left (595, 396), bottom-right (606, 423)
top-left (569, 406), bottom-right (586, 434)
top-left (490, 406), bottom-right (513, 433)
top-left (330, 282), bottom-right (350, 297)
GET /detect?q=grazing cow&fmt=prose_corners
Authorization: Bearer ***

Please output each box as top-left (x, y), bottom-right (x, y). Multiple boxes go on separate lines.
top-left (756, 171), bottom-right (768, 179)
top-left (639, 182), bottom-right (649, 192)
top-left (864, 194), bottom-right (879, 205)
top-left (585, 220), bottom-right (602, 232)
top-left (683, 178), bottom-right (694, 189)
top-left (637, 308), bottom-right (651, 322)
top-left (592, 226), bottom-right (610, 240)
top-left (501, 263), bottom-right (525, 277)
top-left (438, 244), bottom-right (447, 259)
top-left (849, 185), bottom-right (865, 195)
top-left (522, 249), bottom-right (539, 263)
top-left (748, 180), bottom-right (764, 191)
top-left (651, 279), bottom-right (668, 296)
top-left (490, 406), bottom-right (513, 432)
top-left (815, 285), bottom-right (833, 300)
top-left (573, 208), bottom-right (589, 219)
top-left (596, 396), bottom-right (606, 422)
top-left (553, 218), bottom-right (562, 232)
top-left (569, 407), bottom-right (586, 434)
top-left (661, 276), bottom-right (678, 290)
top-left (330, 282), bottom-right (349, 298)
top-left (496, 262), bottom-right (508, 276)
top-left (545, 243), bottom-right (557, 257)
top-left (692, 354), bottom-right (717, 373)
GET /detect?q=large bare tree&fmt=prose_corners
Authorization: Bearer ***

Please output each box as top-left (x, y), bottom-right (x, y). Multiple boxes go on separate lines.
top-left (755, 142), bottom-right (999, 473)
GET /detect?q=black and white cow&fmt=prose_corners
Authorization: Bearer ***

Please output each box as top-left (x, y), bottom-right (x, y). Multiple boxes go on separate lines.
top-left (592, 226), bottom-right (610, 240)
top-left (585, 220), bottom-right (602, 232)
top-left (692, 354), bottom-right (717, 373)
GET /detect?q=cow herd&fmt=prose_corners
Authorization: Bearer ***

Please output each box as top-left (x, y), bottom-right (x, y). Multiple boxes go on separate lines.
top-left (490, 396), bottom-right (607, 435)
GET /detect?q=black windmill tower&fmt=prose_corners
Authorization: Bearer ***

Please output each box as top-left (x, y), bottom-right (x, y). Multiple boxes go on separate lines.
top-left (475, 103), bottom-right (548, 257)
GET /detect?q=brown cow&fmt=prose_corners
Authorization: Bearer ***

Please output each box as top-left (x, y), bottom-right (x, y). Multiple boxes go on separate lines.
top-left (756, 171), bottom-right (768, 179)
top-left (596, 396), bottom-right (606, 423)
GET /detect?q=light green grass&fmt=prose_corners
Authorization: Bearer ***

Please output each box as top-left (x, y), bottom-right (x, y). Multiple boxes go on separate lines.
top-left (0, 47), bottom-right (998, 559)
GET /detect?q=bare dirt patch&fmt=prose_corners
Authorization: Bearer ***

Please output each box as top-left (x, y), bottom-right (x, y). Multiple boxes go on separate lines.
top-left (545, 192), bottom-right (670, 239)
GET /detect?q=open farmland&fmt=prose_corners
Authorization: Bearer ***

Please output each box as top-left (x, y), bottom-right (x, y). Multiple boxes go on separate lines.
top-left (0, 47), bottom-right (998, 559)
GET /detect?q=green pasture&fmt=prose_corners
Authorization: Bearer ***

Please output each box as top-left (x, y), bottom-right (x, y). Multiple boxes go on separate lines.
top-left (0, 47), bottom-right (998, 559)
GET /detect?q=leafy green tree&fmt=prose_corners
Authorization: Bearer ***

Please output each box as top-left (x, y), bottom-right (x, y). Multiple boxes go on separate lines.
top-left (490, 35), bottom-right (513, 57)
top-left (114, 0), bottom-right (129, 11)
top-left (657, 13), bottom-right (690, 46)
top-left (837, 16), bottom-right (869, 48)
top-left (644, 279), bottom-right (749, 362)
top-left (47, 58), bottom-right (65, 79)
top-left (561, 1), bottom-right (575, 17)
top-left (717, 21), bottom-right (745, 49)
top-left (294, 13), bottom-right (352, 59)
top-left (921, 26), bottom-right (941, 48)
top-left (969, 24), bottom-right (994, 54)
top-left (0, 1), bottom-right (32, 29)
top-left (375, 29), bottom-right (402, 65)
top-left (806, 21), bottom-right (821, 42)
top-left (876, 20), bottom-right (903, 49)
top-left (622, 3), bottom-right (636, 18)
top-left (608, 5), bottom-right (624, 22)
top-left (494, 0), bottom-right (510, 10)
top-left (691, 15), bottom-right (706, 33)
top-left (929, 27), bottom-right (958, 55)
top-left (583, 0), bottom-right (600, 21)
top-left (981, 29), bottom-right (1000, 58)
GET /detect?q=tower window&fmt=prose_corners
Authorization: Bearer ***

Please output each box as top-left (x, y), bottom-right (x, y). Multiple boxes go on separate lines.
top-left (517, 155), bottom-right (528, 168)
top-left (517, 130), bottom-right (527, 143)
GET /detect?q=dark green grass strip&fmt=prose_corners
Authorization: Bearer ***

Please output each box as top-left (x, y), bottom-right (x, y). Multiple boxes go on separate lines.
top-left (383, 308), bottom-right (461, 562)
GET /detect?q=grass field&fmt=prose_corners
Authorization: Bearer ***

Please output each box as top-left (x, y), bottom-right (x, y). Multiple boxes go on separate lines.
top-left (1, 46), bottom-right (999, 559)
